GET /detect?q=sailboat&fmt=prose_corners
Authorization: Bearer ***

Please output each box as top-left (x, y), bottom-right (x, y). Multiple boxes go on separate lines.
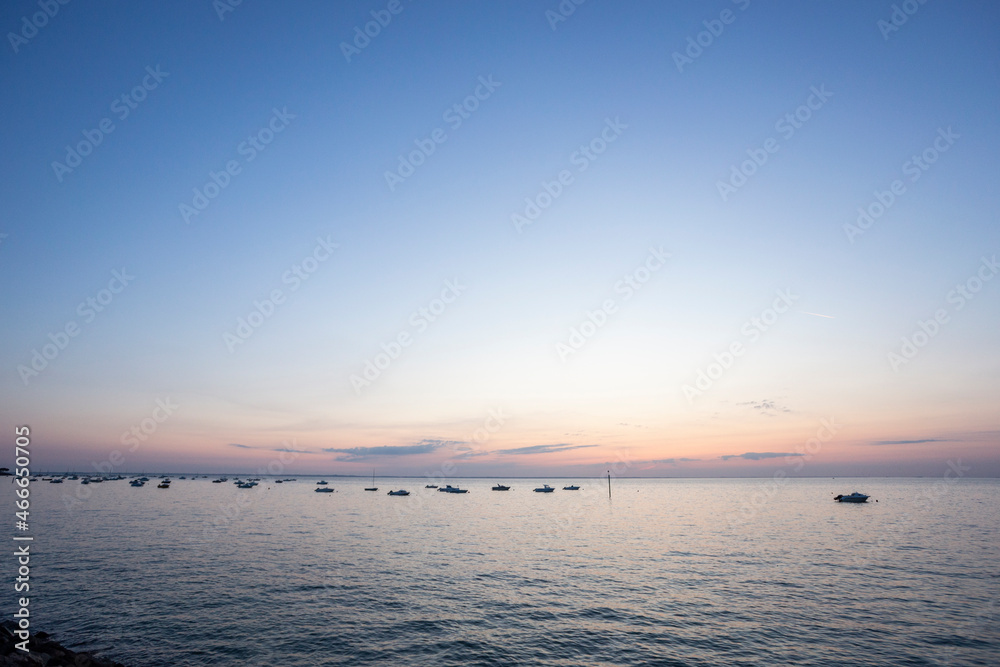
top-left (364, 469), bottom-right (378, 491)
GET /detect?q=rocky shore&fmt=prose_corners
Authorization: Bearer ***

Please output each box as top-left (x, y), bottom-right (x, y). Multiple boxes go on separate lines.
top-left (0, 622), bottom-right (126, 667)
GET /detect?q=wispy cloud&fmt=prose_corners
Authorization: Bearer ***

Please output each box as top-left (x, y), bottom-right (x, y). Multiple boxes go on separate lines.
top-left (737, 399), bottom-right (791, 416)
top-left (650, 457), bottom-right (701, 464)
top-left (798, 310), bottom-right (835, 319)
top-left (496, 443), bottom-right (597, 456)
top-left (870, 438), bottom-right (945, 446)
top-left (720, 452), bottom-right (802, 461)
top-left (322, 439), bottom-right (459, 461)
top-left (228, 443), bottom-right (252, 449)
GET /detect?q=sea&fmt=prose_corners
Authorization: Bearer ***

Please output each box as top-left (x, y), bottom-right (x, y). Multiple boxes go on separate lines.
top-left (8, 476), bottom-right (999, 666)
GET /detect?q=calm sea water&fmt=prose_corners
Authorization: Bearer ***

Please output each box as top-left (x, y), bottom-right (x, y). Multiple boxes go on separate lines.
top-left (8, 477), bottom-right (998, 666)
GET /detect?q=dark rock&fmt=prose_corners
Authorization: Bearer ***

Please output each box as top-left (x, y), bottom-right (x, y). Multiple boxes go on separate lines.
top-left (0, 627), bottom-right (128, 667)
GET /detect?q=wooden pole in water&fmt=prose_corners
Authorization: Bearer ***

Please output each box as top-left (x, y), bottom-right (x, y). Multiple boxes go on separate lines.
top-left (607, 470), bottom-right (611, 499)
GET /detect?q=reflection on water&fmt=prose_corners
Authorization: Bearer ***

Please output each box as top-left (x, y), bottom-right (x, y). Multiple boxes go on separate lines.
top-left (12, 477), bottom-right (999, 666)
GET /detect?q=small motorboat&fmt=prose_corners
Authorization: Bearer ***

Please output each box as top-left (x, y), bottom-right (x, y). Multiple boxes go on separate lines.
top-left (129, 479), bottom-right (144, 487)
top-left (439, 485), bottom-right (468, 494)
top-left (49, 478), bottom-right (64, 484)
top-left (491, 484), bottom-right (510, 491)
top-left (425, 484), bottom-right (438, 488)
top-left (834, 492), bottom-right (869, 503)
top-left (533, 485), bottom-right (555, 493)
top-left (316, 480), bottom-right (328, 485)
top-left (237, 482), bottom-right (255, 489)
top-left (387, 490), bottom-right (410, 496)
top-left (563, 485), bottom-right (580, 490)
top-left (315, 487), bottom-right (334, 493)
top-left (157, 482), bottom-right (170, 489)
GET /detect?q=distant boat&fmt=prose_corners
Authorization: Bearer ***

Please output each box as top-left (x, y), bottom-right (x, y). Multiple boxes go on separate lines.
top-left (157, 482), bottom-right (170, 489)
top-left (438, 485), bottom-right (468, 494)
top-left (237, 482), bottom-right (255, 489)
top-left (316, 480), bottom-right (328, 485)
top-left (533, 485), bottom-right (555, 493)
top-left (130, 480), bottom-right (144, 487)
top-left (387, 489), bottom-right (410, 496)
top-left (275, 480), bottom-right (283, 484)
top-left (49, 478), bottom-right (64, 484)
top-left (364, 469), bottom-right (378, 492)
top-left (315, 487), bottom-right (334, 493)
top-left (212, 478), bottom-right (227, 483)
top-left (563, 485), bottom-right (580, 491)
top-left (834, 492), bottom-right (869, 503)
top-left (491, 484), bottom-right (510, 491)
top-left (425, 484), bottom-right (438, 488)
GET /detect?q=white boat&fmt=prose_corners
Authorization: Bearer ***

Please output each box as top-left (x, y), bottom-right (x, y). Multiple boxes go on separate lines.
top-left (438, 485), bottom-right (468, 494)
top-left (834, 492), bottom-right (869, 503)
top-left (387, 489), bottom-right (410, 496)
top-left (533, 485), bottom-right (555, 493)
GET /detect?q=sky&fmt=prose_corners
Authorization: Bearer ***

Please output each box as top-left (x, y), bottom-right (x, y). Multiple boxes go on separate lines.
top-left (2, 1), bottom-right (998, 477)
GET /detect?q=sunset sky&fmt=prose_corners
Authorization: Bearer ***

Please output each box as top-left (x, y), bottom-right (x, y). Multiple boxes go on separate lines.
top-left (2, 1), bottom-right (998, 477)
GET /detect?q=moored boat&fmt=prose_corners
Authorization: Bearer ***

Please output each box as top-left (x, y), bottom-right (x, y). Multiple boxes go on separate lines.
top-left (315, 487), bottom-right (334, 493)
top-left (834, 492), bottom-right (869, 503)
top-left (387, 489), bottom-right (410, 496)
top-left (491, 484), bottom-right (510, 491)
top-left (563, 485), bottom-right (580, 490)
top-left (533, 484), bottom-right (555, 493)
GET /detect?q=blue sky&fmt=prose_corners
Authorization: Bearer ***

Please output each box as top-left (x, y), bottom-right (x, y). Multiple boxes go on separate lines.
top-left (2, 1), bottom-right (998, 476)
